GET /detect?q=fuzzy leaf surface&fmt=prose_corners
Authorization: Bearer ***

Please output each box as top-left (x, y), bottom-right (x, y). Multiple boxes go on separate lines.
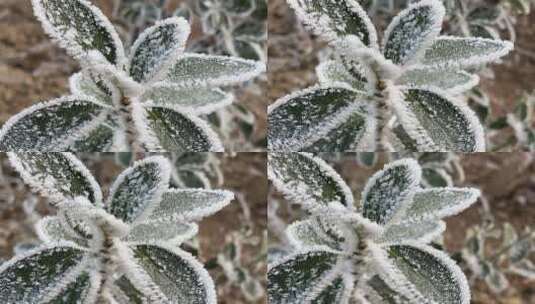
top-left (0, 97), bottom-right (108, 151)
top-left (362, 159), bottom-right (421, 225)
top-left (129, 17), bottom-right (190, 83)
top-left (268, 153), bottom-right (353, 209)
top-left (46, 271), bottom-right (95, 304)
top-left (316, 60), bottom-right (367, 90)
top-left (114, 276), bottom-right (149, 304)
top-left (68, 123), bottom-right (114, 152)
top-left (397, 68), bottom-right (478, 94)
top-left (69, 72), bottom-right (112, 104)
top-left (310, 275), bottom-right (348, 303)
top-left (124, 222), bottom-right (197, 244)
top-left (286, 219), bottom-right (343, 251)
top-left (107, 156), bottom-right (171, 223)
top-left (8, 153), bottom-right (101, 206)
top-left (376, 221), bottom-right (445, 245)
top-left (142, 86), bottom-right (232, 115)
top-left (367, 275), bottom-right (409, 304)
top-left (36, 216), bottom-right (87, 246)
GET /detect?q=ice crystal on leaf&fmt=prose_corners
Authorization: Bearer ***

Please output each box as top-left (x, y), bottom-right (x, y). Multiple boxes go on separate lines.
top-left (268, 153), bottom-right (480, 303)
top-left (1, 153), bottom-right (234, 303)
top-left (0, 0), bottom-right (265, 152)
top-left (268, 0), bottom-right (513, 152)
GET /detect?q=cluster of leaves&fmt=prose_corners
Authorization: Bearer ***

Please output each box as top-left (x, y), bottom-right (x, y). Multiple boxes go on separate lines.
top-left (0, 0), bottom-right (265, 152)
top-left (0, 153), bottom-right (234, 303)
top-left (268, 153), bottom-right (480, 303)
top-left (462, 211), bottom-right (535, 294)
top-left (268, 0), bottom-right (513, 152)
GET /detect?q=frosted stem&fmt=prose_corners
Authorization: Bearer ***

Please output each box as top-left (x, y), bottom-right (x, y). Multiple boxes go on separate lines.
top-left (373, 80), bottom-right (391, 152)
top-left (118, 95), bottom-right (146, 157)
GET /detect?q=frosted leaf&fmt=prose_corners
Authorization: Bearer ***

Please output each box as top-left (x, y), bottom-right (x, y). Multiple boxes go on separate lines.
top-left (375, 220), bottom-right (445, 245)
top-left (106, 156), bottom-right (171, 223)
top-left (69, 72), bottom-right (112, 105)
top-left (397, 68), bottom-right (479, 94)
top-left (144, 106), bottom-right (224, 152)
top-left (361, 159), bottom-right (421, 225)
top-left (268, 153), bottom-right (354, 210)
top-left (286, 219), bottom-right (343, 251)
top-left (113, 276), bottom-right (150, 304)
top-left (420, 36), bottom-right (514, 69)
top-left (375, 244), bottom-right (470, 304)
top-left (146, 189), bottom-right (234, 222)
top-left (268, 86), bottom-right (372, 151)
top-left (124, 222), bottom-right (198, 245)
top-left (287, 0), bottom-right (378, 47)
top-left (0, 96), bottom-right (110, 151)
top-left (398, 188), bottom-right (480, 223)
top-left (161, 54), bottom-right (265, 87)
top-left (35, 216), bottom-right (88, 247)
top-left (0, 243), bottom-right (87, 303)
top-left (382, 0), bottom-right (445, 65)
top-left (8, 153), bottom-right (102, 206)
top-left (129, 244), bottom-right (216, 304)
top-left (366, 275), bottom-right (410, 304)
top-left (129, 17), bottom-right (190, 83)
top-left (268, 248), bottom-right (340, 304)
top-left (43, 271), bottom-right (98, 304)
top-left (421, 168), bottom-right (453, 187)
top-left (316, 60), bottom-right (367, 91)
top-left (68, 122), bottom-right (115, 152)
top-left (31, 0), bottom-right (125, 66)
top-left (309, 275), bottom-right (351, 303)
top-left (395, 88), bottom-right (485, 152)
top-left (142, 85), bottom-right (233, 115)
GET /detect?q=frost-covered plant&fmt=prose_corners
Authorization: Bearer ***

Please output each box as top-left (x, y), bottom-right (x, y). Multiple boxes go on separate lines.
top-left (268, 0), bottom-right (513, 152)
top-left (268, 153), bottom-right (480, 303)
top-left (0, 0), bottom-right (265, 152)
top-left (0, 153), bottom-right (234, 303)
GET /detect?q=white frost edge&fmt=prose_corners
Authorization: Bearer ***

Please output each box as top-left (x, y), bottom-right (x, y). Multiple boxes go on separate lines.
top-left (118, 242), bottom-right (217, 304)
top-left (128, 17), bottom-right (191, 84)
top-left (287, 0), bottom-right (378, 49)
top-left (382, 0), bottom-right (445, 66)
top-left (147, 188), bottom-right (234, 222)
top-left (142, 105), bottom-right (225, 152)
top-left (375, 220), bottom-right (446, 246)
top-left (106, 155), bottom-right (171, 223)
top-left (401, 187), bottom-right (480, 223)
top-left (31, 0), bottom-right (127, 68)
top-left (60, 110), bottom-right (114, 151)
top-left (267, 85), bottom-right (372, 151)
top-left (130, 101), bottom-right (165, 152)
top-left (304, 258), bottom-right (352, 303)
top-left (0, 95), bottom-right (112, 151)
top-left (359, 158), bottom-right (422, 222)
top-left (152, 53), bottom-right (265, 88)
top-left (143, 86), bottom-right (234, 116)
top-left (267, 152), bottom-right (355, 211)
top-left (124, 222), bottom-right (199, 246)
top-left (316, 60), bottom-right (361, 92)
top-left (416, 36), bottom-right (514, 69)
top-left (38, 256), bottom-right (92, 303)
top-left (369, 242), bottom-right (471, 304)
top-left (399, 86), bottom-right (486, 152)
top-left (7, 152), bottom-right (103, 206)
top-left (35, 215), bottom-right (84, 244)
top-left (397, 68), bottom-right (480, 95)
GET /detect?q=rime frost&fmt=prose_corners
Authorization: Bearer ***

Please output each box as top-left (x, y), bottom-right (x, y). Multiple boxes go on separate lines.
top-left (268, 155), bottom-right (479, 304)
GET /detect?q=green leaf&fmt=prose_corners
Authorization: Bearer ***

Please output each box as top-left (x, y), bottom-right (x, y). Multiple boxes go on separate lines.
top-left (422, 168), bottom-right (452, 187)
top-left (129, 17), bottom-right (190, 83)
top-left (287, 0), bottom-right (378, 47)
top-left (69, 72), bottom-right (112, 105)
top-left (163, 54), bottom-right (265, 87)
top-left (421, 36), bottom-right (513, 69)
top-left (367, 275), bottom-right (409, 304)
top-left (397, 68), bottom-right (479, 94)
top-left (145, 106), bottom-right (224, 152)
top-left (268, 86), bottom-right (371, 151)
top-left (395, 88), bottom-right (485, 152)
top-left (32, 0), bottom-right (125, 65)
top-left (378, 244), bottom-right (470, 304)
top-left (46, 271), bottom-right (95, 304)
top-left (0, 97), bottom-right (109, 151)
top-left (124, 222), bottom-right (197, 245)
top-left (268, 153), bottom-right (354, 209)
top-left (286, 219), bottom-right (343, 251)
top-left (142, 86), bottom-right (233, 115)
top-left (316, 60), bottom-right (367, 91)
top-left (35, 216), bottom-right (88, 247)
top-left (146, 189), bottom-right (234, 222)
top-left (68, 123), bottom-right (115, 152)
top-left (376, 221), bottom-right (445, 245)
top-left (0, 244), bottom-right (87, 303)
top-left (113, 276), bottom-right (149, 304)
top-left (130, 244), bottom-right (216, 304)
top-left (107, 156), bottom-right (171, 223)
top-left (268, 249), bottom-right (339, 303)
top-left (8, 153), bottom-right (102, 206)
top-left (362, 159), bottom-right (421, 225)
top-left (310, 275), bottom-right (350, 303)
top-left (383, 0), bottom-right (445, 65)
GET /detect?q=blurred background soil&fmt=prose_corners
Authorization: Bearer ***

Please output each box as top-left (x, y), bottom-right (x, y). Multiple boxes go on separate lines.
top-left (269, 153), bottom-right (535, 304)
top-left (0, 153), bottom-right (267, 304)
top-left (0, 0), bottom-right (268, 150)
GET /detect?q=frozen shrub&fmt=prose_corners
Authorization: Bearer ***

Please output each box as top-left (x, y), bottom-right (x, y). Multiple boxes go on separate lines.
top-left (0, 0), bottom-right (265, 152)
top-left (268, 0), bottom-right (513, 152)
top-left (268, 153), bottom-right (480, 303)
top-left (0, 153), bottom-right (234, 303)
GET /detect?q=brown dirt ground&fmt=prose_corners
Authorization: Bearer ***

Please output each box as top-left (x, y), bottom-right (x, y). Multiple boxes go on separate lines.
top-left (0, 153), bottom-right (267, 304)
top-left (269, 153), bottom-right (535, 304)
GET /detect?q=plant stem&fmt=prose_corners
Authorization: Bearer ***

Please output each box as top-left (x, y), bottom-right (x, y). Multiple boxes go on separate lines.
top-left (118, 95), bottom-right (146, 158)
top-left (374, 80), bottom-right (390, 151)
